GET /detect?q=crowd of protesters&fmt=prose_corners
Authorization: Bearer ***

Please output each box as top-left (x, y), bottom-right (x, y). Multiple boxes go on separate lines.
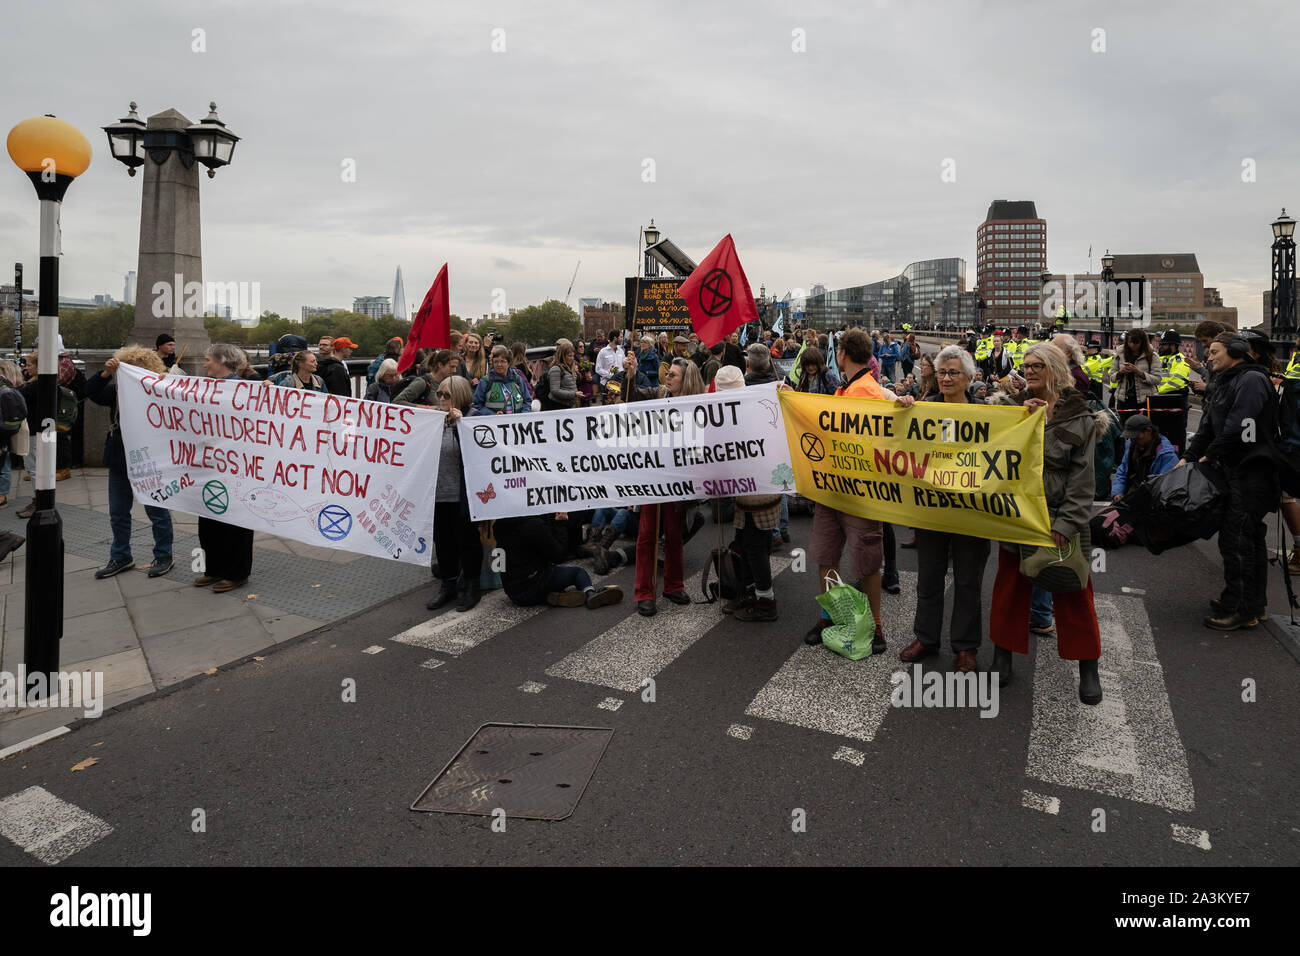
top-left (62, 313), bottom-right (1298, 710)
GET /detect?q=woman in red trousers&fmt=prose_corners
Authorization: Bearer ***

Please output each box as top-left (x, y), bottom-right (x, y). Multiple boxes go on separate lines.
top-left (989, 343), bottom-right (1108, 705)
top-left (620, 353), bottom-right (706, 616)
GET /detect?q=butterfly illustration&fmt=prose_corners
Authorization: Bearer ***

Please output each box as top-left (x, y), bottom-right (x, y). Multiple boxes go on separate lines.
top-left (476, 483), bottom-right (496, 504)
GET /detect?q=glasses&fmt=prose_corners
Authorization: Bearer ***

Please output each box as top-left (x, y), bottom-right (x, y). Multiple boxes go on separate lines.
top-left (436, 390), bottom-right (451, 398)
top-left (1021, 362), bottom-right (1046, 373)
top-left (935, 369), bottom-right (965, 378)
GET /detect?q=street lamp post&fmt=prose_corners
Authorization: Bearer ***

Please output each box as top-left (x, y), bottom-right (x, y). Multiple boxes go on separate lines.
top-left (642, 219), bottom-right (660, 278)
top-left (6, 115), bottom-right (92, 691)
top-left (103, 102), bottom-right (239, 370)
top-left (1271, 209), bottom-right (1297, 362)
top-left (1100, 250), bottom-right (1115, 350)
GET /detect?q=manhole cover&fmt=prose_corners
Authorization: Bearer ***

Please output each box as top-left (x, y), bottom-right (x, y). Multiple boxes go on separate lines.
top-left (411, 723), bottom-right (614, 821)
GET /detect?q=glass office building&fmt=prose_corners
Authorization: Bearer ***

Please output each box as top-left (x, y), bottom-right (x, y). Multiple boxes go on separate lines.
top-left (803, 258), bottom-right (965, 330)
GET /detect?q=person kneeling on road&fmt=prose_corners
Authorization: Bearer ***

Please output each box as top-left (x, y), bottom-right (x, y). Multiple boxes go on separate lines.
top-left (494, 513), bottom-right (623, 609)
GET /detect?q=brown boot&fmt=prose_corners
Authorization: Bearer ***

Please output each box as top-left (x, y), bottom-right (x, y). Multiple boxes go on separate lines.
top-left (1288, 546), bottom-right (1300, 576)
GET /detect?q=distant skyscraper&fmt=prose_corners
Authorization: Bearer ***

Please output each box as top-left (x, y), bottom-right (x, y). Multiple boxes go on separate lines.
top-left (392, 266), bottom-right (408, 320)
top-left (124, 270), bottom-right (136, 306)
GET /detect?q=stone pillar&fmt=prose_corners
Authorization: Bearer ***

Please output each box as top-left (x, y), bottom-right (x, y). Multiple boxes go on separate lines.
top-left (129, 108), bottom-right (209, 372)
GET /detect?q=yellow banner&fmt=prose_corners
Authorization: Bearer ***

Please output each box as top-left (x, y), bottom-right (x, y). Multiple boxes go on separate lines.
top-left (778, 391), bottom-right (1054, 547)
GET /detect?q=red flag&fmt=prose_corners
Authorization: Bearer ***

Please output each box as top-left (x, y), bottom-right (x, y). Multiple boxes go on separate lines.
top-left (678, 234), bottom-right (760, 347)
top-left (396, 263), bottom-right (450, 372)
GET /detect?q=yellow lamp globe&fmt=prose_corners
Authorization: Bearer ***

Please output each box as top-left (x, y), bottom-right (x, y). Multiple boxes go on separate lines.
top-left (7, 115), bottom-right (92, 179)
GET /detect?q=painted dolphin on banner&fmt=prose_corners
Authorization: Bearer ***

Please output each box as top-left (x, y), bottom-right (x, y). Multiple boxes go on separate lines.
top-left (242, 487), bottom-right (325, 526)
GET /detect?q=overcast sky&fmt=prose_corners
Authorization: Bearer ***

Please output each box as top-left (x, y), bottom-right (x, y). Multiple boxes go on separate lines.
top-left (2, 0), bottom-right (1296, 328)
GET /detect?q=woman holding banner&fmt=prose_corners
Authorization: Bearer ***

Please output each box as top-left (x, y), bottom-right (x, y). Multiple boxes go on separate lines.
top-left (195, 344), bottom-right (256, 594)
top-left (427, 376), bottom-right (483, 612)
top-left (621, 354), bottom-right (706, 616)
top-left (988, 343), bottom-right (1105, 705)
top-left (899, 346), bottom-right (989, 673)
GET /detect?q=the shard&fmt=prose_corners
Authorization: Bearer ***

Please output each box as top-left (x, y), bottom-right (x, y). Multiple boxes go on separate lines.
top-left (392, 265), bottom-right (408, 320)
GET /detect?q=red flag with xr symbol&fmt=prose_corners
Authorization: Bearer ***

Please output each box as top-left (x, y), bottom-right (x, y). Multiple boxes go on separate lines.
top-left (678, 234), bottom-right (760, 347)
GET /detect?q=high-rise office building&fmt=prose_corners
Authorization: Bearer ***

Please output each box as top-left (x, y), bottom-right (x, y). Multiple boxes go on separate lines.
top-left (976, 200), bottom-right (1047, 325)
top-left (124, 270), bottom-right (136, 306)
top-left (353, 295), bottom-right (391, 319)
top-left (802, 258), bottom-right (965, 329)
top-left (392, 267), bottom-right (408, 320)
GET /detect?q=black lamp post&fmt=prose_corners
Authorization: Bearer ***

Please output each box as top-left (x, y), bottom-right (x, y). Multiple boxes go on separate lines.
top-left (1272, 208), bottom-right (1296, 362)
top-left (103, 101), bottom-right (238, 177)
top-left (6, 115), bottom-right (92, 693)
top-left (1100, 250), bottom-right (1115, 350)
top-left (642, 219), bottom-right (660, 278)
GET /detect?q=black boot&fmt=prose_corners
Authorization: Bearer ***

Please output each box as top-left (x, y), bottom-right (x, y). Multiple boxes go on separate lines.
top-left (991, 646), bottom-right (1013, 688)
top-left (456, 580), bottom-right (481, 612)
top-left (598, 526), bottom-right (618, 549)
top-left (1078, 658), bottom-right (1102, 705)
top-left (426, 578), bottom-right (458, 611)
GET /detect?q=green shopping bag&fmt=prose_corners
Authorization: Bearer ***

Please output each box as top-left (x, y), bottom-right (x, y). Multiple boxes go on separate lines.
top-left (815, 570), bottom-right (876, 660)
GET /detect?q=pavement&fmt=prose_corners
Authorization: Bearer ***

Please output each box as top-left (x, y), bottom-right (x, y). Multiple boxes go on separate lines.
top-left (0, 499), bottom-right (1297, 867)
top-left (0, 467), bottom-right (428, 751)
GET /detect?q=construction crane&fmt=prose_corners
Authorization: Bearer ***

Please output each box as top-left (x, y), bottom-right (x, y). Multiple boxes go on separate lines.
top-left (563, 259), bottom-right (581, 306)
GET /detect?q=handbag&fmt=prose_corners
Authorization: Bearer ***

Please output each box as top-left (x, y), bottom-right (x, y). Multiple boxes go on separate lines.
top-left (815, 570), bottom-right (876, 660)
top-left (1019, 526), bottom-right (1090, 592)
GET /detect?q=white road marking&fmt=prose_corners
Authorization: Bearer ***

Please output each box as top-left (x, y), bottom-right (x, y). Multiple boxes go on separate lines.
top-left (547, 558), bottom-right (792, 692)
top-left (0, 726), bottom-right (70, 761)
top-left (1120, 587), bottom-right (1146, 595)
top-left (420, 658), bottom-right (444, 670)
top-left (597, 697), bottom-right (623, 711)
top-left (727, 724), bottom-right (753, 740)
top-left (833, 746), bottom-right (865, 766)
top-left (362, 645), bottom-right (385, 655)
top-left (0, 786), bottom-right (113, 865)
top-left (1171, 824), bottom-right (1212, 850)
top-left (1021, 790), bottom-right (1060, 815)
top-left (392, 589), bottom-right (544, 656)
top-left (518, 681), bottom-right (547, 694)
top-left (745, 570), bottom-right (919, 742)
top-left (1025, 594), bottom-right (1194, 812)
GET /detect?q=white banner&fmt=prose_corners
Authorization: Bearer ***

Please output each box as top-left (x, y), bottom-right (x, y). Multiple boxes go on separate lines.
top-left (115, 363), bottom-right (444, 565)
top-left (458, 383), bottom-right (795, 520)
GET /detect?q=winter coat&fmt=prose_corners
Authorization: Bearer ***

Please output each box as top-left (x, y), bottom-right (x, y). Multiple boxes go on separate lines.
top-left (637, 348), bottom-right (661, 386)
top-left (795, 369), bottom-right (841, 395)
top-left (744, 369), bottom-right (777, 387)
top-left (364, 380), bottom-right (397, 403)
top-left (317, 356), bottom-right (352, 396)
top-left (1184, 362), bottom-right (1278, 469)
top-left (85, 370), bottom-right (126, 471)
top-left (543, 364), bottom-right (578, 409)
top-left (982, 348), bottom-right (1013, 381)
top-left (270, 370), bottom-right (327, 392)
top-left (1002, 387), bottom-right (1107, 540)
top-left (394, 373), bottom-right (438, 406)
top-left (472, 367), bottom-right (532, 415)
top-left (1105, 352), bottom-right (1161, 405)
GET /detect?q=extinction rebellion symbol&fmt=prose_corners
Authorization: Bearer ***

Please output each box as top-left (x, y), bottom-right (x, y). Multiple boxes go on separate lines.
top-left (202, 480), bottom-right (229, 515)
top-left (317, 504), bottom-right (352, 541)
top-left (698, 268), bottom-right (733, 317)
top-left (473, 424), bottom-right (498, 448)
top-left (800, 432), bottom-right (825, 462)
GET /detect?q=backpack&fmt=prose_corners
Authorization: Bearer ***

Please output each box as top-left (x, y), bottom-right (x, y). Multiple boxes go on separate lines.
top-left (0, 386), bottom-right (26, 435)
top-left (700, 544), bottom-right (741, 604)
top-left (56, 386), bottom-right (78, 432)
top-left (533, 367), bottom-right (552, 406)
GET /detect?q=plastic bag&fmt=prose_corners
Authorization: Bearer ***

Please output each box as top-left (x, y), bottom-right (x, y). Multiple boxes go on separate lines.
top-left (815, 570), bottom-right (876, 660)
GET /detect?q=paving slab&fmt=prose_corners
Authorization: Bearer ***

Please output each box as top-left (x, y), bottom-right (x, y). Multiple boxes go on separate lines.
top-left (114, 567), bottom-right (190, 598)
top-left (127, 587), bottom-right (250, 639)
top-left (75, 647), bottom-right (154, 696)
top-left (138, 618), bottom-right (275, 687)
top-left (57, 607), bottom-right (138, 667)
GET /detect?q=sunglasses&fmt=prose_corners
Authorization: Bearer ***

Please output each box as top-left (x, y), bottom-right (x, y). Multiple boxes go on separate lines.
top-left (436, 390), bottom-right (451, 398)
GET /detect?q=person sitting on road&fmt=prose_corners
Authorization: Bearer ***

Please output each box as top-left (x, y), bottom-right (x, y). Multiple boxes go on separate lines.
top-left (494, 513), bottom-right (623, 609)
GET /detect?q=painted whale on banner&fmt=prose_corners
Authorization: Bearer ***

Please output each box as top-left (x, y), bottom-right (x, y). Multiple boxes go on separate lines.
top-left (243, 487), bottom-right (324, 525)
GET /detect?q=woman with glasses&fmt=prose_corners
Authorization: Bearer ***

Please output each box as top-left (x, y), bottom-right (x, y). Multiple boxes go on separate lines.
top-left (620, 354), bottom-right (706, 616)
top-left (899, 346), bottom-right (990, 673)
top-left (427, 375), bottom-right (484, 612)
top-left (989, 343), bottom-right (1106, 705)
top-left (915, 352), bottom-right (940, 400)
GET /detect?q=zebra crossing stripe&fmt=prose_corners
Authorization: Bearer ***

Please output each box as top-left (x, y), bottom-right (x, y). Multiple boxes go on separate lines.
top-left (545, 559), bottom-right (792, 692)
top-left (744, 571), bottom-right (920, 742)
top-left (392, 589), bottom-right (545, 656)
top-left (1025, 593), bottom-right (1195, 812)
top-left (0, 786), bottom-right (113, 865)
